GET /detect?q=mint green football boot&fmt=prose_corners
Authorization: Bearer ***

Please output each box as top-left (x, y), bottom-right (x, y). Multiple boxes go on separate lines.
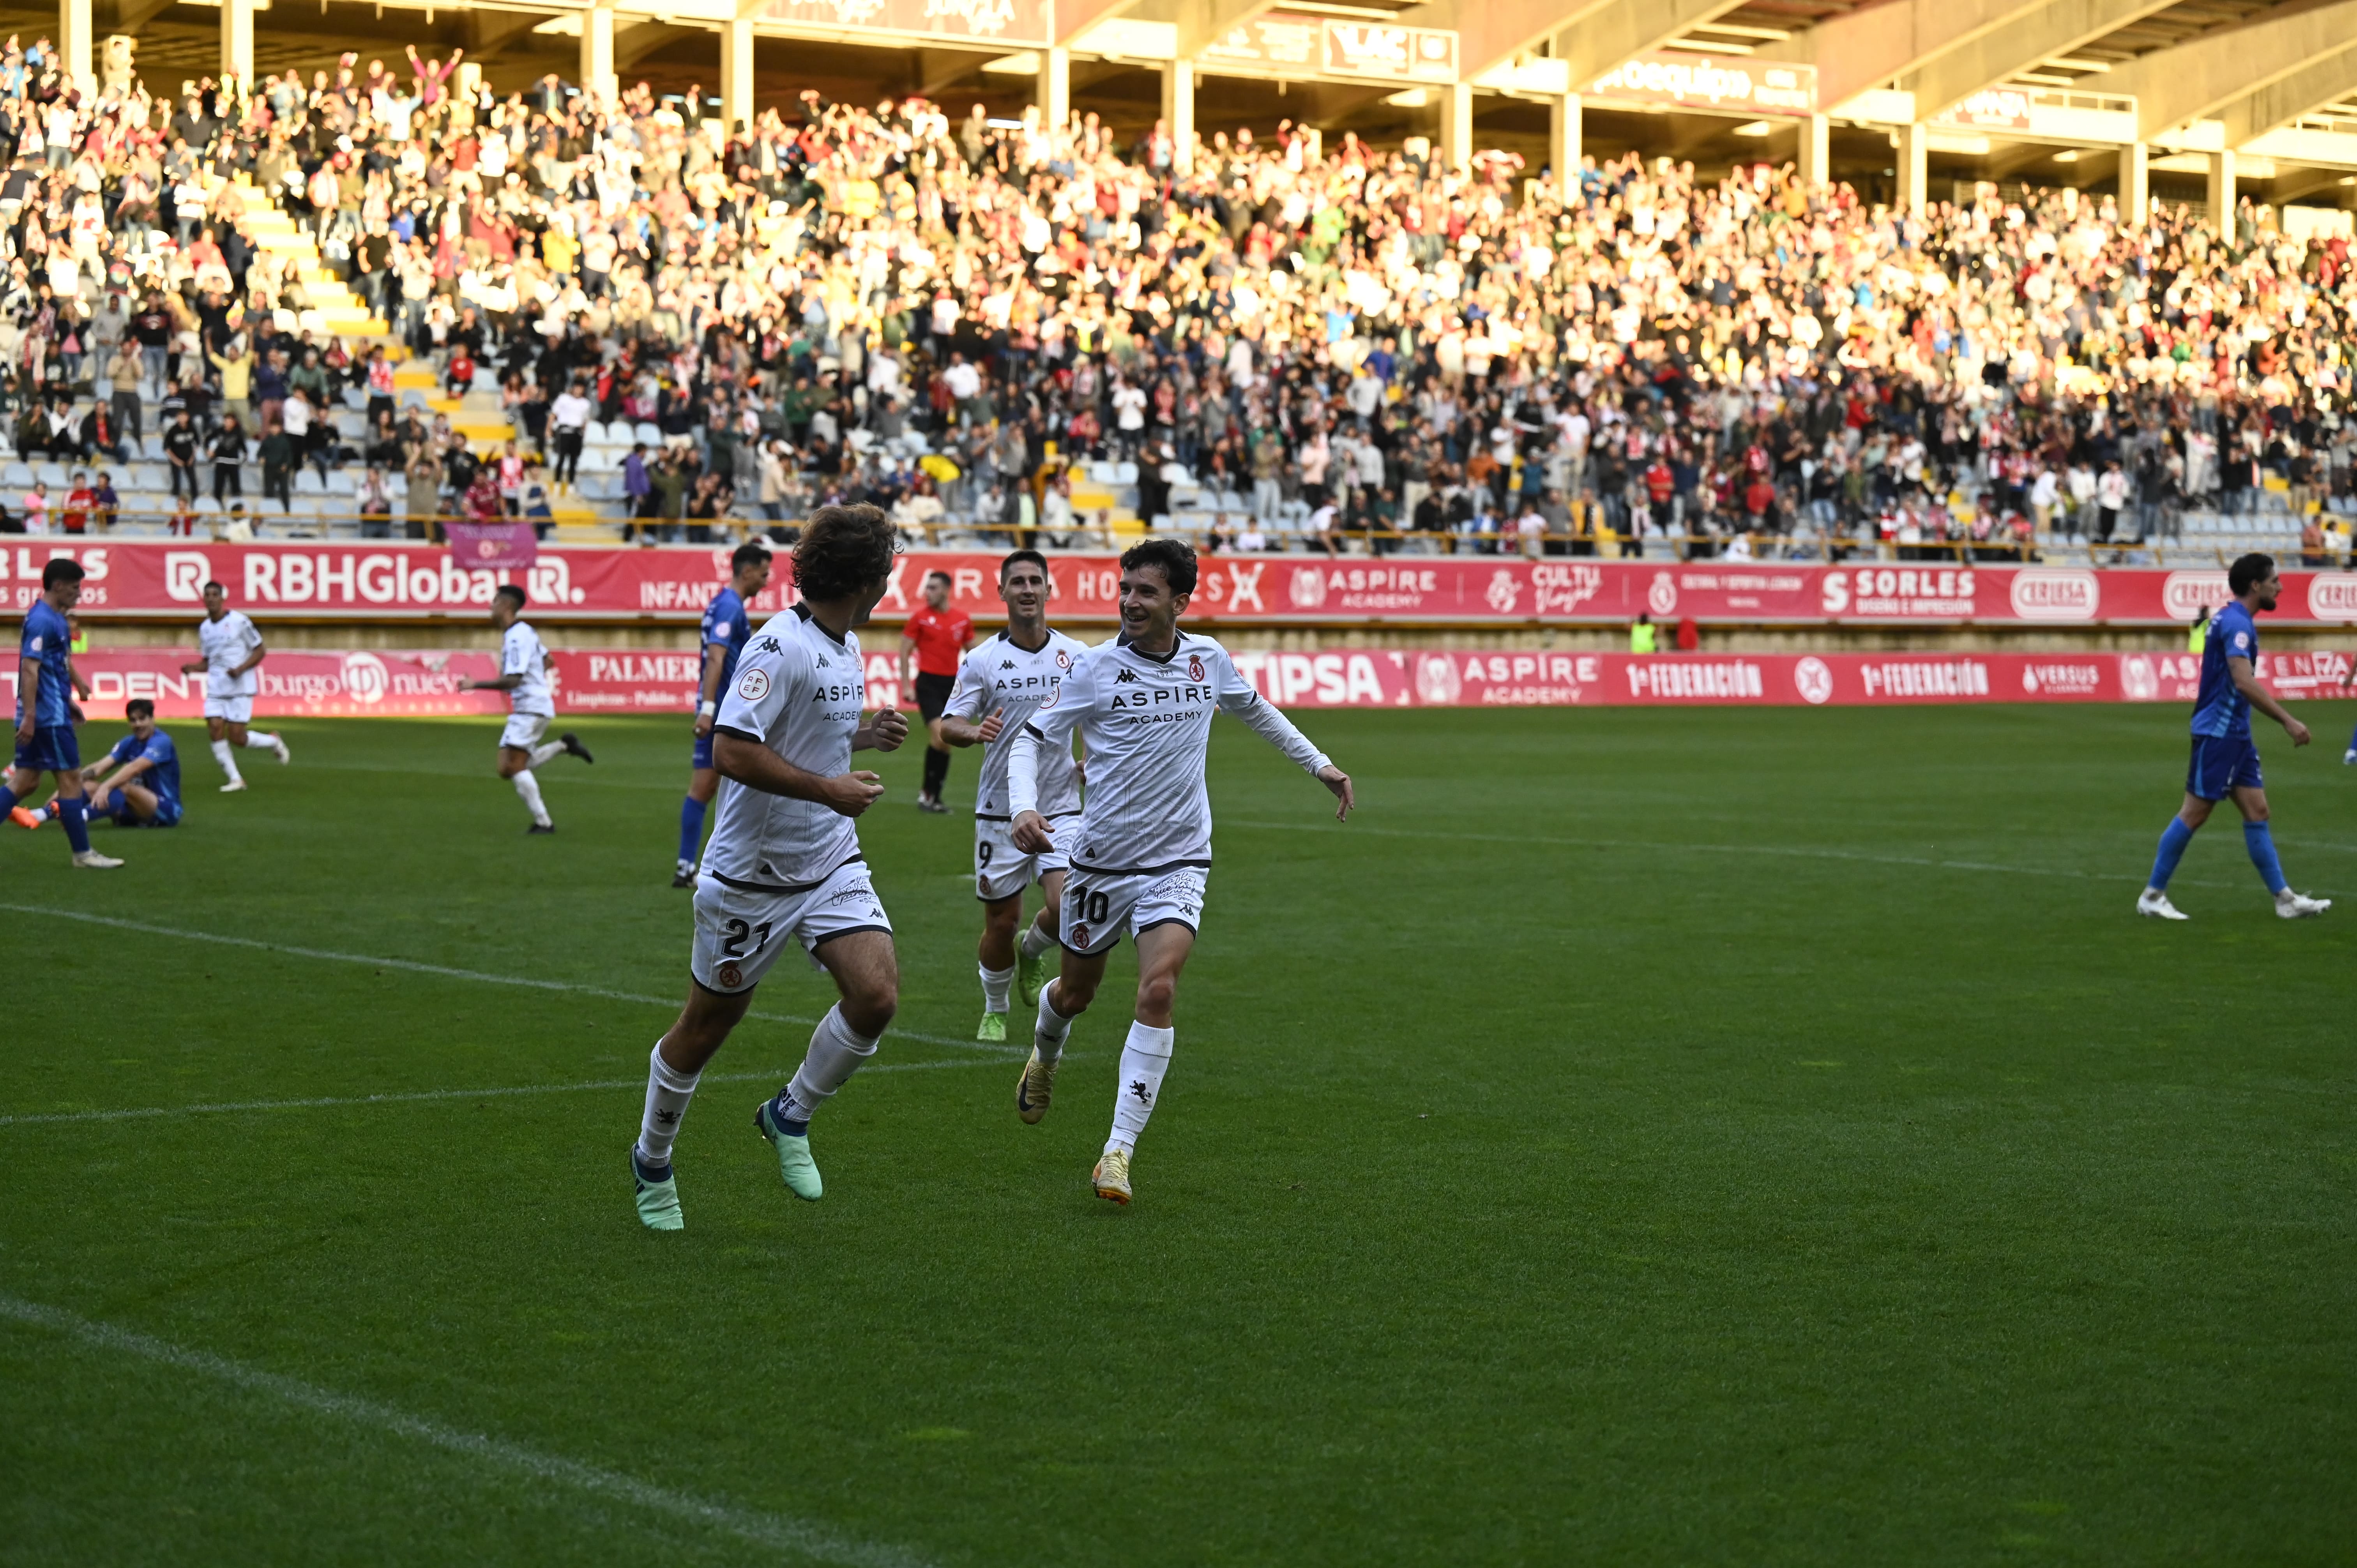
top-left (753, 1097), bottom-right (824, 1200)
top-left (631, 1148), bottom-right (683, 1231)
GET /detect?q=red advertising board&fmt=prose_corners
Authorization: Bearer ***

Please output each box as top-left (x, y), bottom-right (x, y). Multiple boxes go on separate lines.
top-left (49, 647), bottom-right (2356, 719)
top-left (23, 541), bottom-right (2357, 630)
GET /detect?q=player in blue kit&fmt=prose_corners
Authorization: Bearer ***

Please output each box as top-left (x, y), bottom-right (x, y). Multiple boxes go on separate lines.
top-left (675, 542), bottom-right (772, 886)
top-left (14, 699), bottom-right (182, 829)
top-left (2139, 553), bottom-right (2329, 921)
top-left (0, 558), bottom-right (118, 868)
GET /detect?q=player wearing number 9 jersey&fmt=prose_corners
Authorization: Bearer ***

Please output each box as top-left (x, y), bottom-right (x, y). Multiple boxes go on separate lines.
top-left (624, 505), bottom-right (913, 1232)
top-left (937, 549), bottom-right (1088, 1044)
top-left (1005, 538), bottom-right (1352, 1206)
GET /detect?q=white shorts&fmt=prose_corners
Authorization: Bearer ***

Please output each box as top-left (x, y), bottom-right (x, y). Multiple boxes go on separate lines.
top-left (691, 858), bottom-right (894, 994)
top-left (500, 712), bottom-right (552, 750)
top-left (204, 693), bottom-right (254, 724)
top-left (974, 814), bottom-right (1074, 902)
top-left (1060, 863), bottom-right (1207, 957)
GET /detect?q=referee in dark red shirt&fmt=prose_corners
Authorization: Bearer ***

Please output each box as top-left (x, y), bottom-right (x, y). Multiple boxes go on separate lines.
top-left (899, 569), bottom-right (973, 812)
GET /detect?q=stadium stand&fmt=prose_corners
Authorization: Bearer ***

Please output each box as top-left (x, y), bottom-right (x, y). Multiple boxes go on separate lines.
top-left (6, 4), bottom-right (2357, 569)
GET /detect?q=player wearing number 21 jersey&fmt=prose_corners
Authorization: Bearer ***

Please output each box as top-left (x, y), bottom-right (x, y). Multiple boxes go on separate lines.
top-left (1005, 538), bottom-right (1352, 1207)
top-left (624, 505), bottom-right (912, 1233)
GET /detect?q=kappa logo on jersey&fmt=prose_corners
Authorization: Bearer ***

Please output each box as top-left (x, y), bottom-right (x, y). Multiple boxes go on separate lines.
top-left (1115, 667), bottom-right (1141, 684)
top-left (1187, 654), bottom-right (1205, 681)
top-left (751, 636), bottom-right (781, 655)
top-left (1002, 659), bottom-right (1016, 669)
top-left (737, 667), bottom-right (771, 701)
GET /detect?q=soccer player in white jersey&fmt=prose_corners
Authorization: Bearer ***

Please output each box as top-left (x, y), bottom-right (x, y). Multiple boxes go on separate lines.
top-left (465, 584), bottom-right (592, 832)
top-left (180, 581), bottom-right (288, 791)
top-left (938, 549), bottom-right (1087, 1043)
top-left (626, 505), bottom-right (911, 1233)
top-left (1007, 539), bottom-right (1352, 1204)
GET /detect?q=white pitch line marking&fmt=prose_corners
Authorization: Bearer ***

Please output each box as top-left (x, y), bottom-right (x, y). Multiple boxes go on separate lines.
top-left (0, 1293), bottom-right (931, 1568)
top-left (1220, 821), bottom-right (2342, 896)
top-left (0, 1060), bottom-right (998, 1129)
top-left (0, 905), bottom-right (1019, 1057)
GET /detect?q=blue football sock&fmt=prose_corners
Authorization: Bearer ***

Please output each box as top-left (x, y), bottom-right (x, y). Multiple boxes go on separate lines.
top-left (677, 795), bottom-right (707, 866)
top-left (2244, 821), bottom-right (2288, 895)
top-left (0, 783), bottom-right (16, 813)
top-left (2148, 816), bottom-right (2195, 891)
top-left (58, 797), bottom-right (90, 854)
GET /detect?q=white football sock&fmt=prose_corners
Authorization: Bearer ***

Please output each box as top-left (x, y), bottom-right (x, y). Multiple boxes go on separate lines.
top-left (634, 1041), bottom-right (700, 1169)
top-left (1019, 919), bottom-right (1054, 960)
top-left (210, 738), bottom-right (242, 782)
top-left (527, 740), bottom-right (565, 767)
top-left (1107, 1021), bottom-right (1174, 1155)
top-left (781, 1004), bottom-right (880, 1124)
top-left (242, 731), bottom-right (279, 749)
top-left (512, 768), bottom-right (551, 826)
top-left (1034, 980), bottom-right (1075, 1064)
top-left (979, 962), bottom-right (1014, 1013)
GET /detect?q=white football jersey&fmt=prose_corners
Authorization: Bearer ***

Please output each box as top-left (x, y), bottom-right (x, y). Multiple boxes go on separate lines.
top-left (702, 604), bottom-right (869, 888)
top-left (501, 620), bottom-right (555, 717)
top-left (946, 627), bottom-right (1087, 820)
top-left (1010, 630), bottom-right (1330, 874)
top-left (196, 610), bottom-right (263, 699)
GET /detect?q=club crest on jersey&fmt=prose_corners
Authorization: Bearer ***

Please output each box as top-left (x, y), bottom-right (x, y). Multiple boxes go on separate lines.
top-left (1071, 923), bottom-right (1090, 948)
top-left (737, 668), bottom-right (771, 701)
top-left (1055, 650), bottom-right (1072, 669)
top-left (1187, 653), bottom-right (1205, 681)
top-left (716, 961), bottom-right (743, 989)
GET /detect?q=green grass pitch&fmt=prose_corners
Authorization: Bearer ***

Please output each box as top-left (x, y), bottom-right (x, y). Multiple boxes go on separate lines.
top-left (2, 702), bottom-right (2353, 1566)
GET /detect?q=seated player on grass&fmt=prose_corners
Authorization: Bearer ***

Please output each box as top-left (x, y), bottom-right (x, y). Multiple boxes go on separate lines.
top-left (12, 699), bottom-right (183, 830)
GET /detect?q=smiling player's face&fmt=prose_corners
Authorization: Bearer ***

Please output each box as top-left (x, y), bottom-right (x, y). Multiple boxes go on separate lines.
top-left (1118, 566), bottom-right (1187, 644)
top-left (1001, 564), bottom-right (1047, 620)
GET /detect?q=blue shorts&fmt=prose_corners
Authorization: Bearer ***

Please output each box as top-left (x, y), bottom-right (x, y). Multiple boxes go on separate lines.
top-left (13, 724), bottom-right (78, 775)
top-left (2187, 733), bottom-right (2263, 801)
top-left (692, 728), bottom-right (716, 770)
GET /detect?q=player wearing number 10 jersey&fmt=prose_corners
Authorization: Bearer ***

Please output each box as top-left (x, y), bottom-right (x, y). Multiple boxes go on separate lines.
top-left (1006, 538), bottom-right (1352, 1206)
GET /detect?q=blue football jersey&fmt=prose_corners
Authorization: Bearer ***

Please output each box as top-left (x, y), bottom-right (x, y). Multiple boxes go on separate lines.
top-left (16, 601), bottom-right (73, 727)
top-left (111, 730), bottom-right (180, 815)
top-left (2190, 602), bottom-right (2258, 739)
top-left (701, 586), bottom-right (753, 688)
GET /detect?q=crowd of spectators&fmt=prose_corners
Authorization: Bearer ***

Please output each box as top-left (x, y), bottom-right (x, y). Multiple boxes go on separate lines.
top-left (2, 35), bottom-right (2356, 562)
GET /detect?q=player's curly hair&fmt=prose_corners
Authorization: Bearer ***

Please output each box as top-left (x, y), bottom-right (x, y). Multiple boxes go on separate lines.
top-left (1120, 537), bottom-right (1198, 597)
top-left (792, 504), bottom-right (901, 603)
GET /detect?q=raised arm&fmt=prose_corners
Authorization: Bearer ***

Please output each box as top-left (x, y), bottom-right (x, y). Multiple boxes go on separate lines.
top-left (936, 655), bottom-right (997, 747)
top-left (1006, 722), bottom-right (1051, 850)
top-left (712, 732), bottom-right (882, 816)
top-left (1216, 665), bottom-right (1353, 821)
